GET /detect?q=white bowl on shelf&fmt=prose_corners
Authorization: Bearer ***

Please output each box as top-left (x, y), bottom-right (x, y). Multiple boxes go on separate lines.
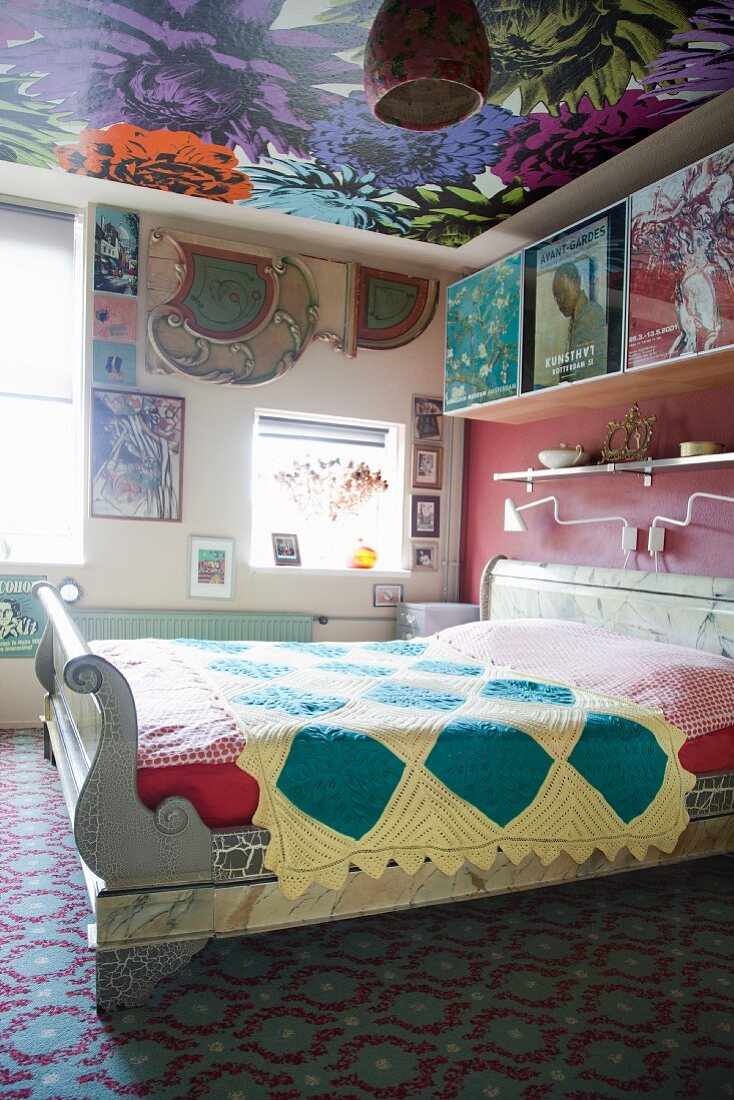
top-left (537, 444), bottom-right (590, 469)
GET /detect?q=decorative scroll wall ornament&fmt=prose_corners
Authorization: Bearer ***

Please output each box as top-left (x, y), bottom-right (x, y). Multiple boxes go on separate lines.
top-left (599, 402), bottom-right (656, 463)
top-left (355, 267), bottom-right (438, 350)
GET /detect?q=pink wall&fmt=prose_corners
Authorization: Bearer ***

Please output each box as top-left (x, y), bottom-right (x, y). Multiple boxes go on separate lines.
top-left (459, 383), bottom-right (734, 602)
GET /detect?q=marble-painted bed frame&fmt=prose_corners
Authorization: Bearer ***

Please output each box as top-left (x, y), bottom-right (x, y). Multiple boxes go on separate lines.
top-left (33, 560), bottom-right (734, 1012)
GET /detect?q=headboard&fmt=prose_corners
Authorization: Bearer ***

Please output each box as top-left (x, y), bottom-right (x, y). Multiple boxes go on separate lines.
top-left (479, 557), bottom-right (734, 658)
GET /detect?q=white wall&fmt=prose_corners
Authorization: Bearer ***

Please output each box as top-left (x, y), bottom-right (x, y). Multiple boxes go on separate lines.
top-left (0, 203), bottom-right (460, 726)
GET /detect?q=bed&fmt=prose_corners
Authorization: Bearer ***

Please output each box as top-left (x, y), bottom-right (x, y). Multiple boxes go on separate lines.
top-left (33, 557), bottom-right (734, 1012)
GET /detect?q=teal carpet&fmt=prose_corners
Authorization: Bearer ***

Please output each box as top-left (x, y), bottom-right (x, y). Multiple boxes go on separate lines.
top-left (1, 728), bottom-right (732, 1099)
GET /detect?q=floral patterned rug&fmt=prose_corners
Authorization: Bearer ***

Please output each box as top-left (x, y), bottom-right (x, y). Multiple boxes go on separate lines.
top-left (1, 728), bottom-right (732, 1099)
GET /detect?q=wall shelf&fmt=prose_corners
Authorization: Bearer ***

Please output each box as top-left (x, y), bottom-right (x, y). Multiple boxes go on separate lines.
top-left (449, 345), bottom-right (734, 425)
top-left (494, 451), bottom-right (734, 490)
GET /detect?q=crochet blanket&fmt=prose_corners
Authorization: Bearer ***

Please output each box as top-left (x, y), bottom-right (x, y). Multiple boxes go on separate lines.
top-left (197, 638), bottom-right (695, 899)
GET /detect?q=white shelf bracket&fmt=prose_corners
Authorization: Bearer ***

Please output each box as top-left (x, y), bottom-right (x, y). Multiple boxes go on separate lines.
top-left (643, 464), bottom-right (653, 488)
top-left (526, 468), bottom-right (534, 493)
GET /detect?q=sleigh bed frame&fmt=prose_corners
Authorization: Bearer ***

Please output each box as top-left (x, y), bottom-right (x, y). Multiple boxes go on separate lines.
top-left (34, 558), bottom-right (734, 1011)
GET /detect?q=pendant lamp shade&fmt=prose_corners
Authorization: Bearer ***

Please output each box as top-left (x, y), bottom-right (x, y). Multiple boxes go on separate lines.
top-left (364, 0), bottom-right (491, 132)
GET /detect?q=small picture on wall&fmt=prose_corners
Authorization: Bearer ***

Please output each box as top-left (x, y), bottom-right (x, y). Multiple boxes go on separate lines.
top-left (272, 533), bottom-right (301, 566)
top-left (92, 340), bottom-right (136, 386)
top-left (373, 583), bottom-right (403, 607)
top-left (411, 494), bottom-right (440, 538)
top-left (93, 294), bottom-right (137, 342)
top-left (412, 395), bottom-right (443, 440)
top-left (412, 543), bottom-right (438, 571)
top-left (412, 444), bottom-right (443, 489)
top-left (94, 207), bottom-right (139, 297)
top-left (188, 537), bottom-right (235, 599)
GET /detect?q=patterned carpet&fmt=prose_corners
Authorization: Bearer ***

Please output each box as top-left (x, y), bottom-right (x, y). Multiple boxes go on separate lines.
top-left (1, 728), bottom-right (732, 1100)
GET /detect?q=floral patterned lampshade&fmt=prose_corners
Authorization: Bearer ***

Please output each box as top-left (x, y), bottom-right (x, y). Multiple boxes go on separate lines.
top-left (364, 0), bottom-right (491, 132)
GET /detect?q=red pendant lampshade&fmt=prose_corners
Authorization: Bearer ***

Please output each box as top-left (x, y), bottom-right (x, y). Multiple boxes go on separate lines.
top-left (364, 0), bottom-right (491, 132)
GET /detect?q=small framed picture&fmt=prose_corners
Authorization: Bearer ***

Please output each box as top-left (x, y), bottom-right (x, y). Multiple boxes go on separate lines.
top-left (412, 395), bottom-right (443, 440)
top-left (272, 532), bottom-right (301, 566)
top-left (188, 536), bottom-right (235, 599)
top-left (412, 444), bottom-right (443, 489)
top-left (412, 542), bottom-right (438, 571)
top-left (373, 583), bottom-right (403, 608)
top-left (411, 494), bottom-right (440, 538)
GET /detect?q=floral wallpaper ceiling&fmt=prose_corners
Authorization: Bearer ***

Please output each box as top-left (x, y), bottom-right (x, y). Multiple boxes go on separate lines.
top-left (0, 0), bottom-right (732, 247)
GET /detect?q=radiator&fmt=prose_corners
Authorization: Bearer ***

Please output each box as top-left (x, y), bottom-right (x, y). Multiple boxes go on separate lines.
top-left (70, 609), bottom-right (313, 643)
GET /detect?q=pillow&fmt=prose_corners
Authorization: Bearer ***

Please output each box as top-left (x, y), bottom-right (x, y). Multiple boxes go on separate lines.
top-left (436, 617), bottom-right (734, 741)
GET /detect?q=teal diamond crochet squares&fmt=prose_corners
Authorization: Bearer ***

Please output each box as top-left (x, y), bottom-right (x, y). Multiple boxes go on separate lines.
top-left (567, 713), bottom-right (668, 823)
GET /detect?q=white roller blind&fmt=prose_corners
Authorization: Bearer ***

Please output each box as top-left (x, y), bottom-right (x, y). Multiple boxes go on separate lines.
top-left (0, 204), bottom-right (77, 400)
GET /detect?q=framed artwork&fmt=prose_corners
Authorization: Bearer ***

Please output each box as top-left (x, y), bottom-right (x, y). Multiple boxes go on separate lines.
top-left (373, 583), bottom-right (403, 608)
top-left (627, 142), bottom-right (734, 369)
top-left (445, 252), bottom-right (522, 410)
top-left (411, 543), bottom-right (438, 572)
top-left (411, 495), bottom-right (440, 539)
top-left (521, 203), bottom-right (627, 392)
top-left (93, 294), bottom-right (137, 342)
top-left (272, 533), bottom-right (301, 566)
top-left (0, 575), bottom-right (46, 658)
top-left (90, 389), bottom-right (184, 521)
top-left (188, 536), bottom-right (235, 599)
top-left (92, 340), bottom-right (136, 386)
top-left (412, 444), bottom-right (443, 490)
top-left (412, 395), bottom-right (443, 440)
top-left (94, 207), bottom-right (139, 296)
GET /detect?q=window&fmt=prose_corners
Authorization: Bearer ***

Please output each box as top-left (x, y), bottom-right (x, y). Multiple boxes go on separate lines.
top-left (0, 203), bottom-right (83, 563)
top-left (251, 411), bottom-right (405, 571)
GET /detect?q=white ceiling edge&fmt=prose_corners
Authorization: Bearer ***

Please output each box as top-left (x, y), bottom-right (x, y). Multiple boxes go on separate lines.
top-left (455, 87), bottom-right (734, 272)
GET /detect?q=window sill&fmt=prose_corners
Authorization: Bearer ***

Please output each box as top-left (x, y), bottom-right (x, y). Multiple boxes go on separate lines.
top-left (249, 565), bottom-right (411, 579)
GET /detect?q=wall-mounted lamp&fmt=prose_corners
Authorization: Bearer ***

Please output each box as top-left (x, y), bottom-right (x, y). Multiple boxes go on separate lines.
top-left (504, 496), bottom-right (638, 559)
top-left (648, 492), bottom-right (734, 565)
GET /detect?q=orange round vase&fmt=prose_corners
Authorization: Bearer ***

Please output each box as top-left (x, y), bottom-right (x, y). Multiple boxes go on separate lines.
top-left (348, 542), bottom-right (378, 569)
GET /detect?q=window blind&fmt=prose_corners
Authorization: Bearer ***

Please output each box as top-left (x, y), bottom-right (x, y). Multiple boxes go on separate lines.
top-left (257, 414), bottom-right (389, 449)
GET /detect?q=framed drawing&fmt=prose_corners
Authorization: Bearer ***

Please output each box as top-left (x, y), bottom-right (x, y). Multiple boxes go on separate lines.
top-left (90, 389), bottom-right (184, 521)
top-left (412, 543), bottom-right (438, 572)
top-left (92, 340), bottom-right (136, 386)
top-left (272, 533), bottom-right (301, 566)
top-left (373, 583), bottom-right (403, 608)
top-left (94, 207), bottom-right (139, 296)
top-left (627, 142), bottom-right (734, 369)
top-left (188, 537), bottom-right (235, 599)
top-left (445, 252), bottom-right (522, 411)
top-left (521, 203), bottom-right (627, 392)
top-left (412, 395), bottom-right (443, 441)
top-left (411, 495), bottom-right (440, 539)
top-left (93, 294), bottom-right (137, 342)
top-left (412, 445), bottom-right (443, 490)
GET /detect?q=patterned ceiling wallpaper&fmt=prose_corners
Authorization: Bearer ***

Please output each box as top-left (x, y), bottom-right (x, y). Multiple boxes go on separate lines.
top-left (0, 0), bottom-right (732, 247)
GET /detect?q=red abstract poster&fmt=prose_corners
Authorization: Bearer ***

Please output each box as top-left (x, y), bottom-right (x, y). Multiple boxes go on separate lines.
top-left (628, 143), bottom-right (734, 370)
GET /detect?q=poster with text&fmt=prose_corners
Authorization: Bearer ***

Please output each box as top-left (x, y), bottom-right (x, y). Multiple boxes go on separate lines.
top-left (627, 143), bottom-right (734, 370)
top-left (522, 203), bottom-right (627, 391)
top-left (0, 576), bottom-right (46, 658)
top-left (445, 252), bottom-right (522, 411)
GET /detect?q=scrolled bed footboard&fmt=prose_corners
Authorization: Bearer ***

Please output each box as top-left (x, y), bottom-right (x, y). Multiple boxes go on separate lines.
top-left (33, 582), bottom-right (212, 890)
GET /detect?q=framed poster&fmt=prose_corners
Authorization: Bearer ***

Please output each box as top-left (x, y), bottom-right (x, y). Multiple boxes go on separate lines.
top-left (412, 444), bottom-right (443, 490)
top-left (188, 537), bottom-right (235, 599)
top-left (627, 143), bottom-right (734, 369)
top-left (90, 389), bottom-right (184, 521)
top-left (410, 495), bottom-right (440, 538)
top-left (521, 203), bottom-right (627, 392)
top-left (92, 340), bottom-right (136, 386)
top-left (94, 207), bottom-right (139, 296)
top-left (0, 575), bottom-right (46, 658)
top-left (445, 252), bottom-right (522, 410)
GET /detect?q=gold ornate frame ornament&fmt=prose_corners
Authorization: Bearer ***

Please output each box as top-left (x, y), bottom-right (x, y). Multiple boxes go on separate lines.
top-left (599, 402), bottom-right (656, 463)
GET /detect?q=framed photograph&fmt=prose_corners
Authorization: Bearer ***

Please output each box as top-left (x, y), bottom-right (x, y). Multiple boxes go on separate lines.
top-left (373, 583), bottom-right (403, 608)
top-left (94, 207), bottom-right (139, 296)
top-left (445, 252), bottom-right (522, 411)
top-left (92, 339), bottom-right (136, 386)
top-left (412, 444), bottom-right (443, 489)
top-left (90, 389), bottom-right (184, 521)
top-left (627, 142), bottom-right (734, 370)
top-left (412, 395), bottom-right (443, 440)
top-left (521, 202), bottom-right (627, 392)
top-left (411, 494), bottom-right (440, 538)
top-left (412, 543), bottom-right (438, 572)
top-left (272, 533), bottom-right (301, 566)
top-left (188, 537), bottom-right (235, 599)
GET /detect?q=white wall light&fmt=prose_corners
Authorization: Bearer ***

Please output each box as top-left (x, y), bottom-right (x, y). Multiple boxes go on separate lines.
top-left (648, 492), bottom-right (734, 568)
top-left (504, 496), bottom-right (637, 561)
